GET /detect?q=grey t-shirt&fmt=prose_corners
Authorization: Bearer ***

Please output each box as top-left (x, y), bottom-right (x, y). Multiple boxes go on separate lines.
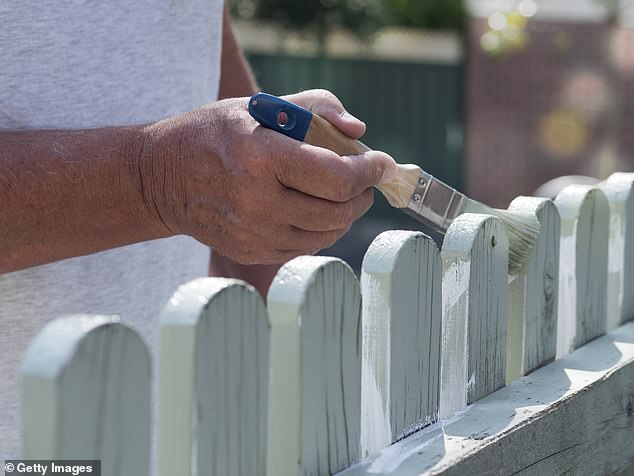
top-left (0, 0), bottom-right (224, 460)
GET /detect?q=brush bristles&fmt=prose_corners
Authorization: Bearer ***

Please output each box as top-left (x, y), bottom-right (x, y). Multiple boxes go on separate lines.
top-left (462, 198), bottom-right (539, 272)
top-left (490, 209), bottom-right (540, 272)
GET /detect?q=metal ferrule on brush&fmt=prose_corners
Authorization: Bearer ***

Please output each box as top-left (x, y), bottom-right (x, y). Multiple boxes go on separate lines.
top-left (403, 170), bottom-right (466, 234)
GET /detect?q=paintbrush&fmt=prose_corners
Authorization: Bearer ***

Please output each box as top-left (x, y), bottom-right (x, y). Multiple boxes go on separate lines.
top-left (248, 93), bottom-right (538, 272)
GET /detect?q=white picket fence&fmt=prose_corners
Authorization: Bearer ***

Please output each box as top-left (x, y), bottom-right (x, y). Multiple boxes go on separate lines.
top-left (20, 173), bottom-right (634, 475)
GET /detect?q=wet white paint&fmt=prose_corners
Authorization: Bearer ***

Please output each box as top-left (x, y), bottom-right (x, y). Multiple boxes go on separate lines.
top-left (605, 172), bottom-right (634, 324)
top-left (599, 175), bottom-right (633, 329)
top-left (360, 271), bottom-right (392, 457)
top-left (440, 259), bottom-right (470, 419)
top-left (360, 230), bottom-right (442, 457)
top-left (557, 230), bottom-right (577, 357)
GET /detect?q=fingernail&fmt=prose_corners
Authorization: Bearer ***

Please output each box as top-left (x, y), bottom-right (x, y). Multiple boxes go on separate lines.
top-left (342, 110), bottom-right (362, 123)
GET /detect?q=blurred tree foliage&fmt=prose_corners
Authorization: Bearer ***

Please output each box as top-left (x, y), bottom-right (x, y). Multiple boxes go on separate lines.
top-left (382, 0), bottom-right (465, 30)
top-left (228, 0), bottom-right (465, 33)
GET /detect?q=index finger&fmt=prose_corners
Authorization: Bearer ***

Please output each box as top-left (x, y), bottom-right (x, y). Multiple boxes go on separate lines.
top-left (273, 139), bottom-right (397, 202)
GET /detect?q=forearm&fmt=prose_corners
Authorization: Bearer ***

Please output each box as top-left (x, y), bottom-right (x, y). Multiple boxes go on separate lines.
top-left (0, 126), bottom-right (167, 273)
top-left (218, 6), bottom-right (258, 100)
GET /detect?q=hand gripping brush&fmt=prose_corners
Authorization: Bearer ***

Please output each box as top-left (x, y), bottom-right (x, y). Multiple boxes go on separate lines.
top-left (248, 93), bottom-right (538, 272)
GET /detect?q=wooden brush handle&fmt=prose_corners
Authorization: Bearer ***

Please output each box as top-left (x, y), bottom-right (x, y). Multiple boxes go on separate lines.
top-left (248, 93), bottom-right (419, 208)
top-left (305, 114), bottom-right (419, 209)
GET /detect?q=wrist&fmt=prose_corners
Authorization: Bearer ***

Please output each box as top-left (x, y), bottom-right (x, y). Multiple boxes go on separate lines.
top-left (124, 121), bottom-right (182, 240)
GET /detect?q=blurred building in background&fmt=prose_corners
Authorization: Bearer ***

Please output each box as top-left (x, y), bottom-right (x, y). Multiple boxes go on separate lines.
top-left (466, 0), bottom-right (634, 206)
top-left (230, 0), bottom-right (634, 268)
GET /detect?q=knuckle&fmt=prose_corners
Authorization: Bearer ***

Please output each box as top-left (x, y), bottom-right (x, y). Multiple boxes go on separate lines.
top-left (313, 88), bottom-right (336, 100)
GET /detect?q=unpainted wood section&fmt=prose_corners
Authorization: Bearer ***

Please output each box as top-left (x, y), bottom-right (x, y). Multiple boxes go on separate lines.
top-left (554, 185), bottom-right (609, 356)
top-left (159, 278), bottom-right (268, 476)
top-left (305, 113), bottom-right (368, 157)
top-left (440, 214), bottom-right (508, 418)
top-left (267, 256), bottom-right (362, 476)
top-left (21, 315), bottom-right (150, 476)
top-left (600, 173), bottom-right (634, 328)
top-left (359, 231), bottom-right (442, 457)
top-left (337, 322), bottom-right (634, 476)
top-left (506, 197), bottom-right (560, 383)
top-left (303, 113), bottom-right (420, 209)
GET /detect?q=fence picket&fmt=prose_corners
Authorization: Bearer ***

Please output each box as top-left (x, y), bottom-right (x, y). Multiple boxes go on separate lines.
top-left (554, 185), bottom-right (609, 356)
top-left (21, 315), bottom-right (150, 475)
top-left (598, 172), bottom-right (634, 328)
top-left (439, 214), bottom-right (508, 419)
top-left (267, 256), bottom-right (361, 476)
top-left (359, 231), bottom-right (442, 457)
top-left (506, 197), bottom-right (560, 383)
top-left (159, 278), bottom-right (268, 476)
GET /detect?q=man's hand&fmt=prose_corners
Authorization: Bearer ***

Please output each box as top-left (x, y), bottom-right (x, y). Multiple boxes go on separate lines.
top-left (140, 89), bottom-right (397, 265)
top-left (0, 89), bottom-right (395, 274)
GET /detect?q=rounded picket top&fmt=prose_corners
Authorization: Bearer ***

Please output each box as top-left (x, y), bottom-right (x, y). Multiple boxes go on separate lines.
top-left (159, 277), bottom-right (268, 476)
top-left (442, 212), bottom-right (509, 264)
top-left (362, 229), bottom-right (438, 272)
top-left (267, 256), bottom-right (362, 476)
top-left (21, 314), bottom-right (150, 475)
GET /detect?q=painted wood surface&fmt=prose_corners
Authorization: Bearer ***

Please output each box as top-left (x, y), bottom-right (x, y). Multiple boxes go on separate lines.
top-left (599, 172), bottom-right (634, 329)
top-left (506, 197), bottom-right (560, 383)
top-left (21, 315), bottom-right (150, 476)
top-left (439, 213), bottom-right (508, 419)
top-left (554, 185), bottom-right (609, 357)
top-left (337, 321), bottom-right (634, 476)
top-left (359, 231), bottom-right (442, 457)
top-left (159, 278), bottom-right (268, 476)
top-left (267, 256), bottom-right (362, 476)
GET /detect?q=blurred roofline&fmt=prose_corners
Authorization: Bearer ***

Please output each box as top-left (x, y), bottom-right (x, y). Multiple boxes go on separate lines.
top-left (233, 19), bottom-right (463, 64)
top-left (467, 0), bottom-right (634, 25)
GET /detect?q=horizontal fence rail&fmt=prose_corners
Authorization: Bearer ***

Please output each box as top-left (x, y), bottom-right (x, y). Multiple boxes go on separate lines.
top-left (19, 172), bottom-right (634, 475)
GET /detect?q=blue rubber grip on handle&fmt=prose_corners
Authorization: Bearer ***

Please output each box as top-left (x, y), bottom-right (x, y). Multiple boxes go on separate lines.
top-left (248, 93), bottom-right (314, 142)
